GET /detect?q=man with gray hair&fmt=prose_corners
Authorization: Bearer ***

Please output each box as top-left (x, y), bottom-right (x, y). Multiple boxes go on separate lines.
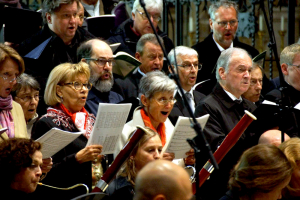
top-left (264, 43), bottom-right (300, 138)
top-left (194, 47), bottom-right (256, 200)
top-left (167, 46), bottom-right (205, 127)
top-left (18, 0), bottom-right (94, 115)
top-left (115, 33), bottom-right (165, 100)
top-left (107, 0), bottom-right (174, 57)
top-left (192, 0), bottom-right (259, 95)
top-left (77, 39), bottom-right (124, 117)
top-left (134, 160), bottom-right (193, 200)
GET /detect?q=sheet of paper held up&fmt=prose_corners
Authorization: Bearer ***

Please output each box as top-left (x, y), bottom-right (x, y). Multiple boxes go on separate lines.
top-left (165, 114), bottom-right (210, 159)
top-left (87, 103), bottom-right (132, 154)
top-left (36, 128), bottom-right (83, 158)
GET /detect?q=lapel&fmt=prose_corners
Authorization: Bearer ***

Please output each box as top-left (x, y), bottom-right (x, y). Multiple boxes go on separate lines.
top-left (174, 92), bottom-right (191, 117)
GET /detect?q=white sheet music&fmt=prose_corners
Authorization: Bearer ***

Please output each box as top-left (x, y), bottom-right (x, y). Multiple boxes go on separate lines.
top-left (36, 128), bottom-right (83, 159)
top-left (165, 114), bottom-right (210, 159)
top-left (87, 103), bottom-right (132, 154)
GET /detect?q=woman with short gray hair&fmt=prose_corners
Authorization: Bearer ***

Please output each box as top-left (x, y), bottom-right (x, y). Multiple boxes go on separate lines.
top-left (115, 71), bottom-right (187, 167)
top-left (12, 73), bottom-right (40, 137)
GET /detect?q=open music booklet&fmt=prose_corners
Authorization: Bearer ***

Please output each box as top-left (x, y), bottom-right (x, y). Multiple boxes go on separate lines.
top-left (36, 128), bottom-right (83, 159)
top-left (113, 51), bottom-right (141, 79)
top-left (164, 114), bottom-right (210, 159)
top-left (86, 103), bottom-right (132, 154)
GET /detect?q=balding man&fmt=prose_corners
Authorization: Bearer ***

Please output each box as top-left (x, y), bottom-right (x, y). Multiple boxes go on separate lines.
top-left (77, 39), bottom-right (124, 117)
top-left (259, 130), bottom-right (290, 147)
top-left (134, 160), bottom-right (193, 200)
top-left (194, 47), bottom-right (256, 200)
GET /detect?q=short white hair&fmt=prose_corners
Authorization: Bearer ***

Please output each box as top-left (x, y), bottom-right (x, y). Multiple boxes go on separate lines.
top-left (132, 0), bottom-right (163, 17)
top-left (168, 46), bottom-right (198, 68)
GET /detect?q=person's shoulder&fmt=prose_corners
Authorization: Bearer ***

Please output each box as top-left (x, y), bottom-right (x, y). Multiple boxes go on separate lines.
top-left (191, 34), bottom-right (212, 50)
top-left (264, 88), bottom-right (281, 102)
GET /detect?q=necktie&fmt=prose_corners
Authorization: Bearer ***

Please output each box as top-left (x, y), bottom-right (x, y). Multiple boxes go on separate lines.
top-left (185, 92), bottom-right (195, 113)
top-left (234, 99), bottom-right (242, 104)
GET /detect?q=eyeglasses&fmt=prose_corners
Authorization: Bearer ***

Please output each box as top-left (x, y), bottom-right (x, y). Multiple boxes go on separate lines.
top-left (84, 58), bottom-right (114, 67)
top-left (215, 20), bottom-right (238, 28)
top-left (0, 73), bottom-right (21, 83)
top-left (58, 81), bottom-right (92, 91)
top-left (177, 63), bottom-right (202, 72)
top-left (155, 98), bottom-right (177, 106)
top-left (137, 10), bottom-right (161, 22)
top-left (77, 15), bottom-right (86, 22)
top-left (16, 94), bottom-right (40, 102)
top-left (289, 64), bottom-right (300, 69)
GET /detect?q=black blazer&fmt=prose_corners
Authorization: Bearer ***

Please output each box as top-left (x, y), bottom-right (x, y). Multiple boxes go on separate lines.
top-left (169, 90), bottom-right (206, 125)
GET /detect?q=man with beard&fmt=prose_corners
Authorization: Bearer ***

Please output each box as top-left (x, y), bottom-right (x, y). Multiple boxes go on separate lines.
top-left (192, 0), bottom-right (259, 95)
top-left (194, 48), bottom-right (256, 200)
top-left (77, 39), bottom-right (123, 117)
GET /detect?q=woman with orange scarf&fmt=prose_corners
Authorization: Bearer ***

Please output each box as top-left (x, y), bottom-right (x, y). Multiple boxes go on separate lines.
top-left (115, 71), bottom-right (192, 166)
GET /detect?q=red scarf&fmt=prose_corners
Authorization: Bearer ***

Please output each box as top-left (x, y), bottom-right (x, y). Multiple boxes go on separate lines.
top-left (140, 108), bottom-right (166, 146)
top-left (58, 104), bottom-right (89, 131)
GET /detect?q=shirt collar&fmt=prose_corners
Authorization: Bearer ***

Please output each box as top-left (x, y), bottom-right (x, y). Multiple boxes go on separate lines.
top-left (212, 34), bottom-right (233, 52)
top-left (175, 87), bottom-right (194, 99)
top-left (223, 89), bottom-right (242, 101)
top-left (82, 0), bottom-right (100, 17)
top-left (138, 68), bottom-right (146, 76)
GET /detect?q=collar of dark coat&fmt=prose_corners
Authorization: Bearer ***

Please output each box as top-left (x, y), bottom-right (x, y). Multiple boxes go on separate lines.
top-left (212, 82), bottom-right (248, 110)
top-left (87, 86), bottom-right (110, 101)
top-left (112, 18), bottom-right (167, 43)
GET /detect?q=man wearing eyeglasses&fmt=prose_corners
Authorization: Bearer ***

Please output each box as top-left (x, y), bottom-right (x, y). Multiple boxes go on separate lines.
top-left (167, 46), bottom-right (206, 127)
top-left (194, 48), bottom-right (257, 200)
top-left (192, 0), bottom-right (259, 95)
top-left (77, 39), bottom-right (124, 117)
top-left (107, 0), bottom-right (174, 57)
top-left (264, 43), bottom-right (300, 138)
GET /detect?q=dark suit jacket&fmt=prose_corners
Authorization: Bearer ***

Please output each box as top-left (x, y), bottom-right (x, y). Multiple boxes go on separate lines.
top-left (264, 83), bottom-right (300, 138)
top-left (192, 33), bottom-right (260, 95)
top-left (85, 86), bottom-right (124, 117)
top-left (169, 90), bottom-right (206, 125)
top-left (194, 83), bottom-right (256, 200)
top-left (115, 69), bottom-right (143, 99)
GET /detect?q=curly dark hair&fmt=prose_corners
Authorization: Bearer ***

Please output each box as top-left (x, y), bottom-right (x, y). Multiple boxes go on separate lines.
top-left (0, 138), bottom-right (41, 188)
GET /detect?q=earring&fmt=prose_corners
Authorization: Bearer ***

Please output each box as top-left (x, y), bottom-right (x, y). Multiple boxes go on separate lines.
top-left (60, 96), bottom-right (63, 103)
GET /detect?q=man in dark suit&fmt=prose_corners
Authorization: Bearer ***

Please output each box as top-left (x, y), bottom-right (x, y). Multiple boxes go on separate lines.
top-left (194, 47), bottom-right (256, 200)
top-left (192, 0), bottom-right (259, 95)
top-left (167, 46), bottom-right (206, 126)
top-left (77, 39), bottom-right (123, 117)
top-left (264, 43), bottom-right (300, 138)
top-left (115, 33), bottom-right (164, 100)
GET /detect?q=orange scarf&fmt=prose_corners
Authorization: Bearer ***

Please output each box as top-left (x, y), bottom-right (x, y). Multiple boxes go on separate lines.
top-left (140, 108), bottom-right (166, 146)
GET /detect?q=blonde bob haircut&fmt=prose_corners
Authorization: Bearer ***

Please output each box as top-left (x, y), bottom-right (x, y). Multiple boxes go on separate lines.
top-left (44, 62), bottom-right (90, 106)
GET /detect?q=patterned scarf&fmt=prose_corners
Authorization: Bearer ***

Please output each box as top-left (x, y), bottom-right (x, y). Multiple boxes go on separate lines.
top-left (140, 108), bottom-right (166, 146)
top-left (0, 95), bottom-right (14, 138)
top-left (47, 104), bottom-right (92, 138)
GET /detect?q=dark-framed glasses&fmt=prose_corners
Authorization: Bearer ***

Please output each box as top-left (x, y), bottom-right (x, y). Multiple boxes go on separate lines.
top-left (136, 10), bottom-right (161, 22)
top-left (84, 58), bottom-right (114, 67)
top-left (0, 73), bottom-right (21, 83)
top-left (155, 98), bottom-right (177, 106)
top-left (288, 64), bottom-right (300, 69)
top-left (16, 94), bottom-right (40, 102)
top-left (177, 63), bottom-right (202, 72)
top-left (215, 19), bottom-right (238, 28)
top-left (58, 81), bottom-right (92, 91)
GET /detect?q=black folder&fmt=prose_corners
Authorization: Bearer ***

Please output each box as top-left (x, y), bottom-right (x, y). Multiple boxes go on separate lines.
top-left (86, 15), bottom-right (115, 39)
top-left (3, 6), bottom-right (43, 44)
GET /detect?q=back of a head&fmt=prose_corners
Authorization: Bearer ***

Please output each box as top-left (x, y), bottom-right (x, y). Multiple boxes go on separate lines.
top-left (134, 160), bottom-right (192, 200)
top-left (258, 129), bottom-right (290, 147)
top-left (228, 144), bottom-right (293, 197)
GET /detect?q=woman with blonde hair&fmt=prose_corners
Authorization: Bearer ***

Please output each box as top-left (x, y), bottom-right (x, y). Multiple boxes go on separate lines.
top-left (279, 137), bottom-right (300, 199)
top-left (106, 127), bottom-right (163, 200)
top-left (31, 62), bottom-right (102, 199)
top-left (220, 144), bottom-right (293, 200)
